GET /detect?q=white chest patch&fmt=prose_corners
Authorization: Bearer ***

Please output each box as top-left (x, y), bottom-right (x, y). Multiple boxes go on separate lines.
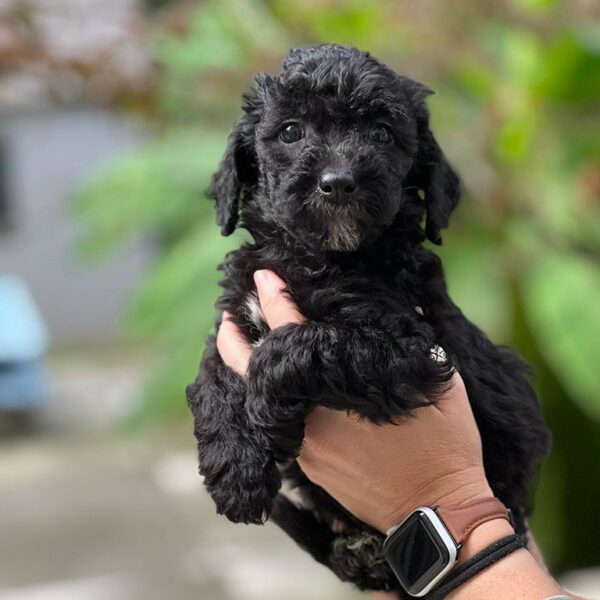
top-left (243, 291), bottom-right (268, 347)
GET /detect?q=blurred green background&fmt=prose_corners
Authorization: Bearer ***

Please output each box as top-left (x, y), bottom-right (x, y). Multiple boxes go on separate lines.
top-left (72, 0), bottom-right (600, 576)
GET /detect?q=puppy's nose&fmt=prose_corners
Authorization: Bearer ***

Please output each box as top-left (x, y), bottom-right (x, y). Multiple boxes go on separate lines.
top-left (318, 169), bottom-right (357, 196)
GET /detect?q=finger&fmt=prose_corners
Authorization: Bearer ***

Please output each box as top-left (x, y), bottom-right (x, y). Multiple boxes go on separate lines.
top-left (254, 269), bottom-right (305, 330)
top-left (216, 311), bottom-right (253, 377)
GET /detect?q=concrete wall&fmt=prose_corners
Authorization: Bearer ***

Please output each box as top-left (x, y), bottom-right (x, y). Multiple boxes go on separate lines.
top-left (0, 108), bottom-right (153, 346)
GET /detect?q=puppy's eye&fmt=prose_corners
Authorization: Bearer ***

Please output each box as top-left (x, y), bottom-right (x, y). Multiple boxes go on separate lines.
top-left (279, 123), bottom-right (304, 144)
top-left (369, 124), bottom-right (393, 144)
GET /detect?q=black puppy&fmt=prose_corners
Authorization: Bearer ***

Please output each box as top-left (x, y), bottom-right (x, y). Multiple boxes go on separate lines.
top-left (186, 44), bottom-right (550, 593)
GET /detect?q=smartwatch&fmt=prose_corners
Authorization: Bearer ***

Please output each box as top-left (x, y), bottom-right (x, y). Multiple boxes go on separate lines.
top-left (382, 497), bottom-right (511, 597)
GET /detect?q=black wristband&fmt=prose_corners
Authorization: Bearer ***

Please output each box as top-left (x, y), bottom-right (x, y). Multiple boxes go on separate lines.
top-left (422, 534), bottom-right (527, 600)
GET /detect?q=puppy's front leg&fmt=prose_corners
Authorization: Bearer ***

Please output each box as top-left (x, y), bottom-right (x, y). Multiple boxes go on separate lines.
top-left (186, 335), bottom-right (280, 524)
top-left (246, 321), bottom-right (338, 460)
top-left (246, 318), bottom-right (454, 438)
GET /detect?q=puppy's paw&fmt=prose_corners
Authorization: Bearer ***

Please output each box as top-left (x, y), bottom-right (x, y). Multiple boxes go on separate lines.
top-left (330, 530), bottom-right (397, 591)
top-left (206, 455), bottom-right (281, 525)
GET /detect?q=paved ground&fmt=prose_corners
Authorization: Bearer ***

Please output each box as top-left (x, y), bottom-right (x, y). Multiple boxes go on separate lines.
top-left (1, 350), bottom-right (598, 600)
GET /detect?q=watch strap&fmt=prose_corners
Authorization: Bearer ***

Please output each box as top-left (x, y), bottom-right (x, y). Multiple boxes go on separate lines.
top-left (435, 497), bottom-right (510, 546)
top-left (423, 533), bottom-right (527, 600)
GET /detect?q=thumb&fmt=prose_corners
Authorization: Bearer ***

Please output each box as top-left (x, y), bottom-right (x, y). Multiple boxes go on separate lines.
top-left (254, 270), bottom-right (305, 330)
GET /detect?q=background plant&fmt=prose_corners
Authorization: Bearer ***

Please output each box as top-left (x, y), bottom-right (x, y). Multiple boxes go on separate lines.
top-left (74, 0), bottom-right (600, 572)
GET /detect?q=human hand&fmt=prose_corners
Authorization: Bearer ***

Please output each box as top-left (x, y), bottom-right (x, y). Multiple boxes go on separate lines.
top-left (299, 372), bottom-right (495, 532)
top-left (217, 269), bottom-right (494, 533)
top-left (217, 270), bottom-right (573, 599)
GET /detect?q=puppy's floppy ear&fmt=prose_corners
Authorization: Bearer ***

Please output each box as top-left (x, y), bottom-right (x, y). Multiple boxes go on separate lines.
top-left (207, 86), bottom-right (262, 235)
top-left (417, 128), bottom-right (461, 245)
top-left (404, 82), bottom-right (461, 245)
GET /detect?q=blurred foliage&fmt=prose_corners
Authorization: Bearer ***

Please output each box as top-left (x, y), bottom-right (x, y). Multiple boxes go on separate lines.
top-left (74, 0), bottom-right (600, 572)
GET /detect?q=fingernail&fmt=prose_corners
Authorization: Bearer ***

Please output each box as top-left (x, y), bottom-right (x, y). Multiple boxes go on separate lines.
top-left (254, 270), bottom-right (281, 294)
top-left (222, 310), bottom-right (231, 321)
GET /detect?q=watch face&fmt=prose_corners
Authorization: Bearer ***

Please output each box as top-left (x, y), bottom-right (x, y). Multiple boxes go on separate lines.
top-left (384, 509), bottom-right (457, 596)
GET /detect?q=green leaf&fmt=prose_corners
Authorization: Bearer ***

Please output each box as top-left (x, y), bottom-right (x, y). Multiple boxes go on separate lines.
top-left (72, 129), bottom-right (226, 257)
top-left (536, 34), bottom-right (600, 103)
top-left (153, 5), bottom-right (245, 76)
top-left (510, 0), bottom-right (562, 13)
top-left (454, 62), bottom-right (495, 102)
top-left (522, 251), bottom-right (600, 418)
top-left (501, 30), bottom-right (544, 86)
top-left (121, 224), bottom-right (247, 427)
top-left (495, 110), bottom-right (539, 163)
top-left (438, 232), bottom-right (513, 343)
top-left (274, 0), bottom-right (383, 47)
top-left (127, 223), bottom-right (246, 338)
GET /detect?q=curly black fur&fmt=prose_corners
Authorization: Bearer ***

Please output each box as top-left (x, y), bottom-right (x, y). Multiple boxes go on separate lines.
top-left (186, 44), bottom-right (550, 594)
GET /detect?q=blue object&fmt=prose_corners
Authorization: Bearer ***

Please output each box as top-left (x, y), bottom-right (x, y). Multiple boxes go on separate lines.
top-left (0, 276), bottom-right (49, 410)
top-left (0, 360), bottom-right (47, 410)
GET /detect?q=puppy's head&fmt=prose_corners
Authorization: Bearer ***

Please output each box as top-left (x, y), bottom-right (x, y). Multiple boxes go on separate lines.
top-left (209, 44), bottom-right (460, 250)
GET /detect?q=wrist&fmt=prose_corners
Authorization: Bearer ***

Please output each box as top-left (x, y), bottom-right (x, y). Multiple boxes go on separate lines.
top-left (455, 517), bottom-right (515, 566)
top-left (382, 496), bottom-right (516, 597)
top-left (445, 546), bottom-right (562, 600)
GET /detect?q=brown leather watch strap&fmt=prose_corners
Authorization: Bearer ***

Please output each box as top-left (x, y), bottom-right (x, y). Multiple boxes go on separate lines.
top-left (435, 497), bottom-right (511, 546)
